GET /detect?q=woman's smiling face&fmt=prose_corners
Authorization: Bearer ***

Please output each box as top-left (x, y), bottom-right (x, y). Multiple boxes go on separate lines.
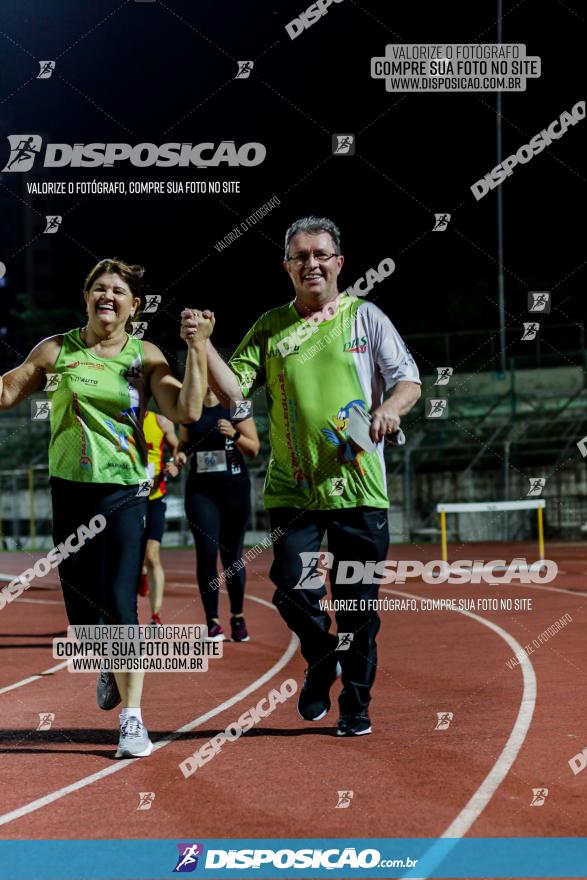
top-left (84, 272), bottom-right (140, 331)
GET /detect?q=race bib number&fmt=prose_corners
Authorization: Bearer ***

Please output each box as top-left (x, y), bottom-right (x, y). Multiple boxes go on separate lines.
top-left (196, 450), bottom-right (227, 473)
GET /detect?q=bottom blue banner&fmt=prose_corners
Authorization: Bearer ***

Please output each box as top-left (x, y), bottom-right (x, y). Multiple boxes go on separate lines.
top-left (0, 837), bottom-right (585, 879)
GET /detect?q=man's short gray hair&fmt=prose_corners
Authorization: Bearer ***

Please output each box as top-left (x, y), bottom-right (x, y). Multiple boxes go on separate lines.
top-left (284, 216), bottom-right (341, 258)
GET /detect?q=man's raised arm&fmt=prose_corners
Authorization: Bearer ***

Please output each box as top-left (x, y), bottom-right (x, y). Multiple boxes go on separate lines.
top-left (188, 308), bottom-right (264, 408)
top-left (206, 340), bottom-right (243, 409)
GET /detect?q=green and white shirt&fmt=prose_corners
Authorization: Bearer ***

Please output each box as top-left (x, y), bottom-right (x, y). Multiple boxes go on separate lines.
top-left (48, 328), bottom-right (149, 485)
top-left (229, 293), bottom-right (420, 510)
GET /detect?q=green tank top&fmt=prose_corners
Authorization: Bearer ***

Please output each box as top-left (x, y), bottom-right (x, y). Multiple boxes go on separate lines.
top-left (48, 328), bottom-right (149, 485)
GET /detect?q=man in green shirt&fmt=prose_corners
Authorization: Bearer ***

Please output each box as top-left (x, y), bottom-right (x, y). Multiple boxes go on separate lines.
top-left (186, 216), bottom-right (421, 735)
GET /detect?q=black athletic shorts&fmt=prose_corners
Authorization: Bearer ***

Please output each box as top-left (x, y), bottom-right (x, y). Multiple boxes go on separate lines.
top-left (147, 497), bottom-right (167, 543)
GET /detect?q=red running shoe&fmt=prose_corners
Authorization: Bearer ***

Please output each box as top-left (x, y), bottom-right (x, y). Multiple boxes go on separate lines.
top-left (138, 573), bottom-right (149, 597)
top-left (150, 613), bottom-right (162, 625)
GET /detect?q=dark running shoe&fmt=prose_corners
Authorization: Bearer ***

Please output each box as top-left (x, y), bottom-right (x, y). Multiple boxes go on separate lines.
top-left (96, 670), bottom-right (121, 711)
top-left (297, 660), bottom-right (342, 721)
top-left (206, 622), bottom-right (225, 641)
top-left (337, 713), bottom-right (372, 736)
top-left (230, 616), bottom-right (250, 642)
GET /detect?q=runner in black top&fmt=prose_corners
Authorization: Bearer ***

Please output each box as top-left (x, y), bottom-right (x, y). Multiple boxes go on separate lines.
top-left (177, 389), bottom-right (260, 641)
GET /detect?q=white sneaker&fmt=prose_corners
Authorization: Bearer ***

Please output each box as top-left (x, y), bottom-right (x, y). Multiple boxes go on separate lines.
top-left (115, 717), bottom-right (153, 758)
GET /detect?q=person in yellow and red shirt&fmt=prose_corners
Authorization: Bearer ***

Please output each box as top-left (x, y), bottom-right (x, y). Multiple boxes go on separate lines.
top-left (139, 409), bottom-right (179, 624)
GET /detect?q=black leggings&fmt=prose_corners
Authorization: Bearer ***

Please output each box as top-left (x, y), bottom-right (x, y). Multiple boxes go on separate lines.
top-left (50, 477), bottom-right (148, 625)
top-left (184, 477), bottom-right (250, 622)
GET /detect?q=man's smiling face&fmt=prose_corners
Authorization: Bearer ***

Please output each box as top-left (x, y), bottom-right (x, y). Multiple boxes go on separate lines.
top-left (284, 230), bottom-right (344, 310)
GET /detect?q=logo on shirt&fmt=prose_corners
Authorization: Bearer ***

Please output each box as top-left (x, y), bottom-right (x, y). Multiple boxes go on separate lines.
top-left (269, 341), bottom-right (300, 357)
top-left (64, 360), bottom-right (105, 370)
top-left (343, 336), bottom-right (367, 354)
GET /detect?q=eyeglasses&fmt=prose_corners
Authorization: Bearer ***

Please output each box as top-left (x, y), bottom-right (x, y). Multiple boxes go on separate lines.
top-left (285, 251), bottom-right (339, 266)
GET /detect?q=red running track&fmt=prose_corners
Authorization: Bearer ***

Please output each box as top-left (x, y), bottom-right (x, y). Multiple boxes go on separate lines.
top-left (0, 542), bottom-right (585, 863)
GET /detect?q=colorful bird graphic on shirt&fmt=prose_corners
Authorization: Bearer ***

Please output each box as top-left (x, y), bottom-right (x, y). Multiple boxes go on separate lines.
top-left (321, 398), bottom-right (367, 474)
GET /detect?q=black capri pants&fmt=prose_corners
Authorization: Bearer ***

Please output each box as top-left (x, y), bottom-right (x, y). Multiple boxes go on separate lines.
top-left (50, 477), bottom-right (148, 626)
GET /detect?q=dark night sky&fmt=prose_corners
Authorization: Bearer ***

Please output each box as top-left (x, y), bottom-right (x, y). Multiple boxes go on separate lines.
top-left (0, 0), bottom-right (584, 366)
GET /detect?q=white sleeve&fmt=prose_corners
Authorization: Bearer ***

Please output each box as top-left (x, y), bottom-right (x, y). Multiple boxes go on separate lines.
top-left (360, 301), bottom-right (420, 391)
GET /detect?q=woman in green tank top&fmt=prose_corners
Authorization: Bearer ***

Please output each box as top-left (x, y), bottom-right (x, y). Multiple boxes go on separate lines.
top-left (0, 258), bottom-right (214, 759)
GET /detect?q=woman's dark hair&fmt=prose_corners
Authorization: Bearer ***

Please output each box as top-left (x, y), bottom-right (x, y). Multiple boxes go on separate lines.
top-left (83, 258), bottom-right (146, 333)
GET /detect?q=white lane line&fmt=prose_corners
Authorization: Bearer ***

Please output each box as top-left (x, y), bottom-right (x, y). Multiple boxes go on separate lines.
top-left (0, 661), bottom-right (70, 696)
top-left (0, 592), bottom-right (298, 828)
top-left (383, 588), bottom-right (536, 880)
top-left (17, 598), bottom-right (62, 605)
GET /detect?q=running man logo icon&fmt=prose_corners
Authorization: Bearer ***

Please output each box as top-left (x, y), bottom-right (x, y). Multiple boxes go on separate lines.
top-left (131, 321), bottom-right (148, 339)
top-left (37, 60), bottom-right (55, 79)
top-left (238, 370), bottom-right (257, 394)
top-left (434, 367), bottom-right (453, 386)
top-left (336, 633), bottom-right (354, 651)
top-left (433, 213), bottom-right (451, 231)
top-left (231, 399), bottom-right (252, 420)
top-left (521, 322), bottom-right (539, 341)
top-left (31, 400), bottom-right (52, 420)
top-left (426, 399), bottom-right (448, 419)
top-left (44, 215), bottom-right (62, 234)
top-left (294, 551), bottom-right (334, 590)
top-left (45, 373), bottom-right (62, 392)
top-left (332, 134), bottom-right (355, 155)
top-left (137, 791), bottom-right (156, 811)
top-left (236, 61), bottom-right (254, 79)
top-left (173, 843), bottom-right (204, 872)
top-left (435, 712), bottom-right (453, 730)
top-left (528, 291), bottom-right (551, 313)
top-left (124, 360), bottom-right (143, 380)
top-left (335, 790), bottom-right (354, 809)
top-left (329, 477), bottom-right (346, 496)
top-left (37, 712), bottom-right (55, 731)
top-left (2, 134), bottom-right (43, 172)
top-left (527, 478), bottom-right (546, 497)
top-left (530, 788), bottom-right (548, 806)
top-left (136, 479), bottom-right (154, 498)
top-left (142, 294), bottom-right (161, 314)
